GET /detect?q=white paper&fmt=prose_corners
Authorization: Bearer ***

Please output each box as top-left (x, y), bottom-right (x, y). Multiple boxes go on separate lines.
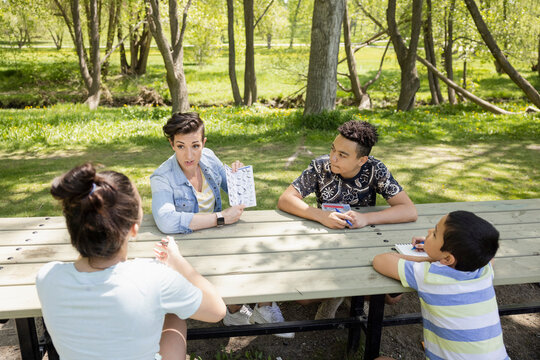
top-left (394, 243), bottom-right (429, 257)
top-left (225, 165), bottom-right (257, 207)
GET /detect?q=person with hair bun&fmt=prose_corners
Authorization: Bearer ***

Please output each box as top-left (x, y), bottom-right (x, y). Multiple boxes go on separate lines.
top-left (278, 120), bottom-right (418, 318)
top-left (36, 163), bottom-right (226, 360)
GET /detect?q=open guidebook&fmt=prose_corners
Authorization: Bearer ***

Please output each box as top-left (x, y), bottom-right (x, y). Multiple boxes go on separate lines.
top-left (224, 164), bottom-right (257, 208)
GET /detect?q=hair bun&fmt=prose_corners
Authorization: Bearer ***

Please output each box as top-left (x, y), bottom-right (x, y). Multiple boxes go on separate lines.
top-left (51, 163), bottom-right (97, 201)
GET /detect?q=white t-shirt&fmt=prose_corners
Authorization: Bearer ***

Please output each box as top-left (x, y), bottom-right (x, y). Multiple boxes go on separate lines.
top-left (36, 258), bottom-right (203, 360)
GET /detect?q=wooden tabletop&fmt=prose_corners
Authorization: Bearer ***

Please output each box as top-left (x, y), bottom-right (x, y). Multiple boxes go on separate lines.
top-left (1, 199), bottom-right (540, 319)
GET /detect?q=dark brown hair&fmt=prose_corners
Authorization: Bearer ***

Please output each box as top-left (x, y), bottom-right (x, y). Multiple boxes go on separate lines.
top-left (163, 112), bottom-right (205, 141)
top-left (441, 211), bottom-right (500, 271)
top-left (50, 163), bottom-right (141, 260)
top-left (337, 120), bottom-right (378, 157)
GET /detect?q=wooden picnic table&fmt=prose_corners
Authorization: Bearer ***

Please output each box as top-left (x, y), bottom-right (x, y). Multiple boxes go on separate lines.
top-left (1, 199), bottom-right (540, 359)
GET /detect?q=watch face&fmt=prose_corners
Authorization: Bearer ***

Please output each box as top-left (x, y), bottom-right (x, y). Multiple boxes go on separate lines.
top-left (217, 217), bottom-right (225, 226)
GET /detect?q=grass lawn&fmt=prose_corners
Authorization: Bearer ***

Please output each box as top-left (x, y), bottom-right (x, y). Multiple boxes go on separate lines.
top-left (0, 103), bottom-right (538, 217)
top-left (1, 44), bottom-right (538, 108)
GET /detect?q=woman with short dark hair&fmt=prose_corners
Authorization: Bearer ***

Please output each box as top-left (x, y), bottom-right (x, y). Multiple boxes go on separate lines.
top-left (150, 112), bottom-right (292, 337)
top-left (151, 112), bottom-right (245, 234)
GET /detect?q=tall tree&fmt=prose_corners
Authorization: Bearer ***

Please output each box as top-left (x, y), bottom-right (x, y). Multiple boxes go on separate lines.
top-left (227, 0), bottom-right (242, 105)
top-left (423, 0), bottom-right (443, 104)
top-left (443, 0), bottom-right (457, 104)
top-left (386, 0), bottom-right (423, 111)
top-left (463, 0), bottom-right (540, 108)
top-left (304, 0), bottom-right (346, 115)
top-left (146, 0), bottom-right (192, 113)
top-left (118, 2), bottom-right (152, 76)
top-left (243, 0), bottom-right (257, 105)
top-left (288, 0), bottom-right (302, 49)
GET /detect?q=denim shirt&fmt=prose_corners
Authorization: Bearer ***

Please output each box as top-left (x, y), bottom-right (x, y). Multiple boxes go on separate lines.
top-left (150, 148), bottom-right (228, 234)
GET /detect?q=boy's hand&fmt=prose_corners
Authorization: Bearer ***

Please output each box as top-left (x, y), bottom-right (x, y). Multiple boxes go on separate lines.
top-left (320, 210), bottom-right (351, 229)
top-left (154, 236), bottom-right (182, 266)
top-left (346, 211), bottom-right (369, 228)
top-left (411, 236), bottom-right (426, 251)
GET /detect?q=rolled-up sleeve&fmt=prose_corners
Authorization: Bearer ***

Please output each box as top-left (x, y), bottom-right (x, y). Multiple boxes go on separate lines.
top-left (150, 175), bottom-right (194, 234)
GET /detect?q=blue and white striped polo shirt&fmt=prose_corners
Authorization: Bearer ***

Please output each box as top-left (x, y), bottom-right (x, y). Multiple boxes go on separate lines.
top-left (398, 260), bottom-right (509, 360)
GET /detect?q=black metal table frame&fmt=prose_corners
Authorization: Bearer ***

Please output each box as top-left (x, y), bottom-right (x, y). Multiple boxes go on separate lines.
top-left (11, 295), bottom-right (540, 360)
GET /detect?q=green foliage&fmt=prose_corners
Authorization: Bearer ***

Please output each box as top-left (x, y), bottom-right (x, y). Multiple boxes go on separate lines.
top-left (1, 104), bottom-right (538, 218)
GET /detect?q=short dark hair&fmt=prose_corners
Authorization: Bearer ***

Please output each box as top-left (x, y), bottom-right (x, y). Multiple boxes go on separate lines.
top-left (337, 120), bottom-right (378, 157)
top-left (441, 211), bottom-right (500, 271)
top-left (51, 163), bottom-right (141, 260)
top-left (163, 112), bottom-right (204, 141)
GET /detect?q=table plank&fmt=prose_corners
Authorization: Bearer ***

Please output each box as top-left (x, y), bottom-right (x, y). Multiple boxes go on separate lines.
top-left (2, 256), bottom-right (539, 319)
top-left (1, 239), bottom-right (539, 285)
top-left (0, 198), bottom-right (538, 230)
top-left (1, 222), bottom-right (538, 247)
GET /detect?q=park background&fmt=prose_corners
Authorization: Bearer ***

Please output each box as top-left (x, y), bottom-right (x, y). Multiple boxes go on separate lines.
top-left (0, 0), bottom-right (539, 359)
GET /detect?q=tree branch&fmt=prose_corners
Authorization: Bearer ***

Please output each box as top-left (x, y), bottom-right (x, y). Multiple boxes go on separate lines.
top-left (417, 55), bottom-right (515, 114)
top-left (362, 39), bottom-right (391, 91)
top-left (337, 80), bottom-right (352, 92)
top-left (100, 19), bottom-right (145, 68)
top-left (254, 0), bottom-right (275, 29)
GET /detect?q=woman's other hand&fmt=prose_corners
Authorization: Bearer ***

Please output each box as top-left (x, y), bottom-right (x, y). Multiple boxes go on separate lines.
top-left (222, 205), bottom-right (245, 224)
top-left (154, 236), bottom-right (183, 266)
top-left (230, 160), bottom-right (244, 172)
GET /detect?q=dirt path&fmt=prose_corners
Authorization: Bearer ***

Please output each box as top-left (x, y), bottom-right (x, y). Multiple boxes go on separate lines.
top-left (1, 284), bottom-right (539, 359)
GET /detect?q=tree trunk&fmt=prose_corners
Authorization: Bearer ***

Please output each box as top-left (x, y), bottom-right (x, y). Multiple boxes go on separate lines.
top-left (417, 55), bottom-right (514, 115)
top-left (102, 0), bottom-right (121, 78)
top-left (243, 0), bottom-right (257, 105)
top-left (444, 0), bottom-right (457, 104)
top-left (462, 60), bottom-right (467, 90)
top-left (72, 0), bottom-right (101, 109)
top-left (343, 3), bottom-right (370, 109)
top-left (118, 23), bottom-right (129, 74)
top-left (146, 0), bottom-right (191, 113)
top-left (134, 23), bottom-right (152, 76)
top-left (289, 0), bottom-right (302, 49)
top-left (463, 0), bottom-right (540, 108)
top-left (226, 0), bottom-right (242, 105)
top-left (537, 34), bottom-right (540, 77)
top-left (423, 0), bottom-right (443, 104)
top-left (304, 0), bottom-right (346, 115)
top-left (387, 0), bottom-right (423, 111)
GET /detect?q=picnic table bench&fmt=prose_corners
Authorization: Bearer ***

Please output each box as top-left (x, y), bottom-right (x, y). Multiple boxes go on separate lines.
top-left (1, 199), bottom-right (540, 359)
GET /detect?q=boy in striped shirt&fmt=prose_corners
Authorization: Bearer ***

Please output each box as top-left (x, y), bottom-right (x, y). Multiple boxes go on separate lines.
top-left (373, 211), bottom-right (509, 360)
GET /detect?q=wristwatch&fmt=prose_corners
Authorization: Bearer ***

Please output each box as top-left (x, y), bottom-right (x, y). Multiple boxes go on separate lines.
top-left (216, 212), bottom-right (225, 227)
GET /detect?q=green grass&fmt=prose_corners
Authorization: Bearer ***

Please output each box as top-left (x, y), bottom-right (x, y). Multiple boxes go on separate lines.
top-left (0, 104), bottom-right (538, 217)
top-left (1, 45), bottom-right (538, 108)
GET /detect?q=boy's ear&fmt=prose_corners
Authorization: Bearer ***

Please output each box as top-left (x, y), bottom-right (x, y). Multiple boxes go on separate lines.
top-left (440, 252), bottom-right (456, 267)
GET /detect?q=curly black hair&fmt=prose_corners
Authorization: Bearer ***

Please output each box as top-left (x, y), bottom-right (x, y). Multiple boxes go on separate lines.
top-left (337, 120), bottom-right (378, 157)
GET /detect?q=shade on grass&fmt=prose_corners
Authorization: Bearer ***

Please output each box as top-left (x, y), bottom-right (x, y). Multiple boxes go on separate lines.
top-left (0, 103), bottom-right (538, 217)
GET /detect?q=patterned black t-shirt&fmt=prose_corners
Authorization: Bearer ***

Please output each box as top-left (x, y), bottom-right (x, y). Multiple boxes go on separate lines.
top-left (291, 155), bottom-right (403, 208)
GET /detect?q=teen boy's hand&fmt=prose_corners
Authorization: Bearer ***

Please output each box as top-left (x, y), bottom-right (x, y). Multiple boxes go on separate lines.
top-left (319, 210), bottom-right (352, 229)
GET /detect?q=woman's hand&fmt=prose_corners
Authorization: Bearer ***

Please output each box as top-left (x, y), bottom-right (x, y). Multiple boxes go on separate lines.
top-left (230, 160), bottom-right (244, 172)
top-left (154, 236), bottom-right (182, 266)
top-left (222, 205), bottom-right (245, 224)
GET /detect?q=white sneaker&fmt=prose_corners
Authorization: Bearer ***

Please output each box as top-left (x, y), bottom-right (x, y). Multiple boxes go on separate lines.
top-left (250, 302), bottom-right (294, 339)
top-left (223, 305), bottom-right (253, 326)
